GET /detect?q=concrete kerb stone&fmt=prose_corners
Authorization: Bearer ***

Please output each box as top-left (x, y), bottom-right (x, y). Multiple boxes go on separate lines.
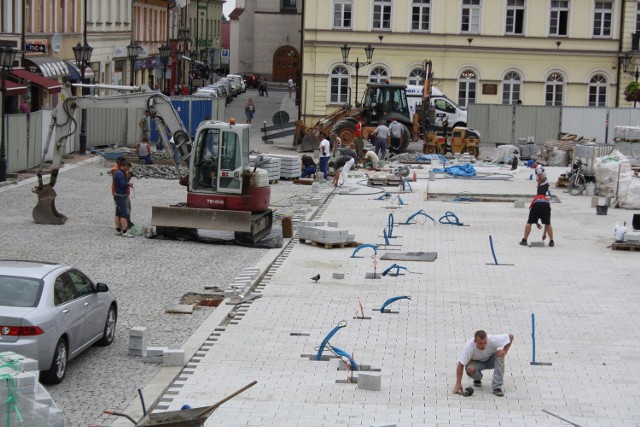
top-left (110, 244), bottom-right (288, 427)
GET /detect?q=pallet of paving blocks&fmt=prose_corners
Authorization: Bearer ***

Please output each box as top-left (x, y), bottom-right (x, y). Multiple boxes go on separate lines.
top-left (0, 352), bottom-right (64, 427)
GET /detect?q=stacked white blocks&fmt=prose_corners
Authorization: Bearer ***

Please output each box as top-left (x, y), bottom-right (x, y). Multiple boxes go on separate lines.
top-left (0, 352), bottom-right (64, 427)
top-left (266, 154), bottom-right (302, 179)
top-left (128, 328), bottom-right (186, 367)
top-left (298, 221), bottom-right (355, 245)
top-left (128, 327), bottom-right (148, 357)
top-left (250, 156), bottom-right (281, 182)
top-left (223, 268), bottom-right (260, 298)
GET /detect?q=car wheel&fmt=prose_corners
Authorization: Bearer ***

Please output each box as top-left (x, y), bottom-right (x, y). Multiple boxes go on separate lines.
top-left (41, 338), bottom-right (68, 384)
top-left (97, 305), bottom-right (117, 346)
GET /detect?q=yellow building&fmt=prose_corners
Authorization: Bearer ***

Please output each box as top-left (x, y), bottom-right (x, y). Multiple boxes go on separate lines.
top-left (301, 0), bottom-right (640, 125)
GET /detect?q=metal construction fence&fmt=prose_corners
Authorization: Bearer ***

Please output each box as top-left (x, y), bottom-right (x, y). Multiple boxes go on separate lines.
top-left (2, 96), bottom-right (225, 174)
top-left (467, 104), bottom-right (640, 146)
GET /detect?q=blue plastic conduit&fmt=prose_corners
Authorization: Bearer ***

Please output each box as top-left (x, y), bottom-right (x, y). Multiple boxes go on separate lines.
top-left (330, 345), bottom-right (359, 371)
top-left (383, 228), bottom-right (390, 246)
top-left (351, 244), bottom-right (378, 258)
top-left (489, 235), bottom-right (499, 265)
top-left (380, 295), bottom-right (411, 312)
top-left (402, 180), bottom-right (413, 192)
top-left (531, 313), bottom-right (536, 365)
top-left (316, 321), bottom-right (347, 361)
top-left (405, 210), bottom-right (436, 224)
top-left (382, 263), bottom-right (408, 276)
top-left (439, 211), bottom-right (463, 226)
top-left (387, 213), bottom-right (394, 238)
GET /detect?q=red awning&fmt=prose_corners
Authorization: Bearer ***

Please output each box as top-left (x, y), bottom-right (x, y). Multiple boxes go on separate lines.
top-left (10, 69), bottom-right (63, 93)
top-left (5, 80), bottom-right (28, 96)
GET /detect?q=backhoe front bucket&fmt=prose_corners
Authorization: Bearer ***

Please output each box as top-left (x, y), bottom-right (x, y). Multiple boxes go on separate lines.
top-left (151, 206), bottom-right (252, 231)
top-left (298, 133), bottom-right (318, 152)
top-left (32, 186), bottom-right (68, 225)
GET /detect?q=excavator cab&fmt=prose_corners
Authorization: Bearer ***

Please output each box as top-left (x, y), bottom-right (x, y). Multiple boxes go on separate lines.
top-left (362, 83), bottom-right (411, 127)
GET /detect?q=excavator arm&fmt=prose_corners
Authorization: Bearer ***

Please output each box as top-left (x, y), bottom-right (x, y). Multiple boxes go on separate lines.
top-left (32, 83), bottom-right (192, 224)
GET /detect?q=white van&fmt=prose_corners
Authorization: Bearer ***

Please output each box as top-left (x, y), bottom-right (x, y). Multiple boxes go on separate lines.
top-left (406, 85), bottom-right (467, 129)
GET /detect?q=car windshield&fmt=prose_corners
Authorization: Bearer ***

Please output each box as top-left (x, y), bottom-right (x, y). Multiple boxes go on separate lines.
top-left (0, 276), bottom-right (43, 307)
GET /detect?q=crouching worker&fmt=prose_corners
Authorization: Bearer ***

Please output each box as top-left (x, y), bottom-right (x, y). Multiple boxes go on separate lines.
top-left (136, 137), bottom-right (153, 164)
top-left (328, 155), bottom-right (355, 187)
top-left (300, 154), bottom-right (317, 178)
top-left (453, 330), bottom-right (514, 397)
top-left (520, 194), bottom-right (554, 247)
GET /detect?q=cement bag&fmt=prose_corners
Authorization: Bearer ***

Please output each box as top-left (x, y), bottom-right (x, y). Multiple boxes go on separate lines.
top-left (594, 150), bottom-right (632, 198)
top-left (489, 144), bottom-right (519, 163)
top-left (618, 176), bottom-right (640, 209)
top-left (548, 147), bottom-right (569, 166)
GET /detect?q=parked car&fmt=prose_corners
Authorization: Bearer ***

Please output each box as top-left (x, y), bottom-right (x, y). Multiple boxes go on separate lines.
top-left (210, 83), bottom-right (233, 105)
top-left (194, 87), bottom-right (222, 99)
top-left (0, 260), bottom-right (117, 384)
top-left (227, 74), bottom-right (246, 93)
top-left (241, 73), bottom-right (261, 89)
top-left (220, 78), bottom-right (240, 96)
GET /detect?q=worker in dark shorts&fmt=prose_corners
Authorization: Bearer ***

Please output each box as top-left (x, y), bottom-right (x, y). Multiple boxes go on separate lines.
top-left (520, 195), bottom-right (554, 247)
top-left (527, 160), bottom-right (549, 196)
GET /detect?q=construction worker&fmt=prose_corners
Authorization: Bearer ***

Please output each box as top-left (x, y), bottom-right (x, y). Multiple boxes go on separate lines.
top-left (520, 194), bottom-right (554, 247)
top-left (527, 159), bottom-right (549, 196)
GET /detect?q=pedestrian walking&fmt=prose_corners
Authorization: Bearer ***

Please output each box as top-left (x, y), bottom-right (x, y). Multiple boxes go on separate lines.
top-left (371, 120), bottom-right (390, 160)
top-left (520, 194), bottom-right (555, 247)
top-left (527, 159), bottom-right (549, 196)
top-left (245, 98), bottom-right (256, 124)
top-left (113, 161), bottom-right (134, 238)
top-left (453, 330), bottom-right (514, 397)
top-left (288, 77), bottom-right (295, 98)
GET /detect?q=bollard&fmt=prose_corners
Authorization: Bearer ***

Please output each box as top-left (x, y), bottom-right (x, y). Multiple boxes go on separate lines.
top-left (282, 216), bottom-right (293, 238)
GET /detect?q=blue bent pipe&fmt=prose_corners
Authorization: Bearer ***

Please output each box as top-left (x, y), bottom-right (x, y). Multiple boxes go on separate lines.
top-left (402, 180), bottom-right (413, 192)
top-left (351, 244), bottom-right (378, 258)
top-left (439, 211), bottom-right (463, 226)
top-left (489, 235), bottom-right (499, 265)
top-left (382, 263), bottom-right (408, 276)
top-left (380, 295), bottom-right (411, 312)
top-left (387, 213), bottom-right (394, 238)
top-left (316, 321), bottom-right (347, 361)
top-left (405, 210), bottom-right (436, 224)
top-left (330, 345), bottom-right (359, 371)
top-left (531, 313), bottom-right (536, 365)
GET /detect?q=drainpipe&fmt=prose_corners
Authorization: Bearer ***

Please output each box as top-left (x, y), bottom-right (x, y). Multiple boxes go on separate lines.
top-left (616, 0), bottom-right (627, 108)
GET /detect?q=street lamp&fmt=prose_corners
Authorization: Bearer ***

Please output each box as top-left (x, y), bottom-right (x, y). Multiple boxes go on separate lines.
top-left (340, 43), bottom-right (375, 107)
top-left (72, 42), bottom-right (93, 155)
top-left (621, 52), bottom-right (640, 107)
top-left (159, 44), bottom-right (171, 94)
top-left (0, 45), bottom-right (19, 182)
top-left (127, 42), bottom-right (141, 86)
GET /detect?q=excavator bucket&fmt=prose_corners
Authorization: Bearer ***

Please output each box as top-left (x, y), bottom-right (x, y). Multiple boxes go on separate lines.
top-left (298, 133), bottom-right (318, 152)
top-left (151, 206), bottom-right (252, 231)
top-left (32, 186), bottom-right (68, 225)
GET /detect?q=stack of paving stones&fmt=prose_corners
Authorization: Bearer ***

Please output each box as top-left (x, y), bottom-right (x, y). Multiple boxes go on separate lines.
top-left (223, 267), bottom-right (261, 299)
top-left (0, 352), bottom-right (64, 426)
top-left (263, 153), bottom-right (302, 179)
top-left (298, 221), bottom-right (355, 246)
top-left (128, 328), bottom-right (185, 366)
top-left (249, 155), bottom-right (281, 182)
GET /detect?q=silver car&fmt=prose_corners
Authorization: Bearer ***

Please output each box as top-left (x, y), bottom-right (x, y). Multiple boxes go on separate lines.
top-left (0, 260), bottom-right (117, 384)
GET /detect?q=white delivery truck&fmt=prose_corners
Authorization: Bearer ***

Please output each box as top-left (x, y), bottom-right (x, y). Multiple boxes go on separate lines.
top-left (406, 85), bottom-right (467, 129)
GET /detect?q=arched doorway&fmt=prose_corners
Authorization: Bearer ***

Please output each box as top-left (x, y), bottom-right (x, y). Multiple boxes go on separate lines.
top-left (272, 46), bottom-right (300, 83)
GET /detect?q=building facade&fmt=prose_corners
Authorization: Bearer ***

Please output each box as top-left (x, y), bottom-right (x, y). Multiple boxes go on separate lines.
top-left (229, 0), bottom-right (302, 82)
top-left (301, 0), bottom-right (640, 125)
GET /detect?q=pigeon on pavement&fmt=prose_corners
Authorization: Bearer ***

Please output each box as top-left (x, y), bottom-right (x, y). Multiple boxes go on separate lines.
top-left (311, 274), bottom-right (320, 282)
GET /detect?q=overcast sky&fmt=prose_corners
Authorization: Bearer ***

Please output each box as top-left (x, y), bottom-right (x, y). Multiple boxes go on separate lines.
top-left (223, 0), bottom-right (236, 17)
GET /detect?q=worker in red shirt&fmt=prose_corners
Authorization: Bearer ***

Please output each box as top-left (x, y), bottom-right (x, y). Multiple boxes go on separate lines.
top-left (354, 118), bottom-right (365, 160)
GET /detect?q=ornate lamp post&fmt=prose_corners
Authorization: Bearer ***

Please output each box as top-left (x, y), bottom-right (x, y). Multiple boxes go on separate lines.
top-left (0, 45), bottom-right (19, 182)
top-left (340, 43), bottom-right (375, 107)
top-left (72, 42), bottom-right (93, 155)
top-left (159, 44), bottom-right (171, 94)
top-left (127, 42), bottom-right (141, 86)
top-left (621, 52), bottom-right (640, 107)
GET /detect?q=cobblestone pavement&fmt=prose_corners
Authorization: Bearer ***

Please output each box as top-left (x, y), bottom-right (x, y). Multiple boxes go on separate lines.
top-left (0, 87), bottom-right (321, 427)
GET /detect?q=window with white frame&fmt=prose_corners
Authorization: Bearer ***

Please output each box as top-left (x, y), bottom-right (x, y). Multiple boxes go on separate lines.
top-left (545, 72), bottom-right (564, 106)
top-left (412, 0), bottom-right (431, 31)
top-left (333, 0), bottom-right (353, 29)
top-left (593, 1), bottom-right (613, 37)
top-left (506, 0), bottom-right (525, 35)
top-left (369, 67), bottom-right (389, 84)
top-left (330, 65), bottom-right (350, 104)
top-left (550, 1), bottom-right (569, 36)
top-left (461, 0), bottom-right (481, 33)
top-left (373, 0), bottom-right (392, 30)
top-left (502, 71), bottom-right (522, 105)
top-left (588, 74), bottom-right (607, 107)
top-left (408, 67), bottom-right (423, 86)
top-left (458, 70), bottom-right (477, 108)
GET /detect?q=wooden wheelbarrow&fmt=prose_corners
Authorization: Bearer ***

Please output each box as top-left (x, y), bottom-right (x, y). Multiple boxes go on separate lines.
top-left (104, 381), bottom-right (256, 427)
